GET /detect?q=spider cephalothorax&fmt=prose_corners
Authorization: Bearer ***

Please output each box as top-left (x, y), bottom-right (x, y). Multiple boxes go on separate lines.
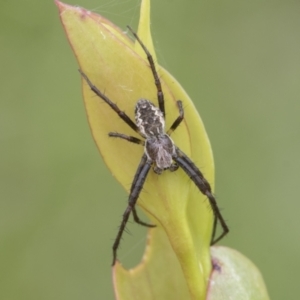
top-left (79, 26), bottom-right (229, 266)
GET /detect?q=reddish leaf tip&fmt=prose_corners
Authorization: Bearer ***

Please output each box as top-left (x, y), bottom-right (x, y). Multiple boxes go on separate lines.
top-left (55, 0), bottom-right (90, 20)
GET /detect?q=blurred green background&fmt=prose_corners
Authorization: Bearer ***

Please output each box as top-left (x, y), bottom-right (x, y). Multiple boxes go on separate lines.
top-left (1, 0), bottom-right (299, 299)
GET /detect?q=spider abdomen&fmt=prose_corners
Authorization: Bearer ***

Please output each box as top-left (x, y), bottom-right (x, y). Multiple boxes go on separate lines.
top-left (135, 99), bottom-right (165, 137)
top-left (145, 135), bottom-right (175, 170)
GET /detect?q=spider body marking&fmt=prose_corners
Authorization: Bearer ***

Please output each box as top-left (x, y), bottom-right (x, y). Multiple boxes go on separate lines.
top-left (79, 26), bottom-right (229, 266)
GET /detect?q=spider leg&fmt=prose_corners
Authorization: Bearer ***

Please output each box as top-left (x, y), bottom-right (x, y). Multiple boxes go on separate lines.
top-left (167, 100), bottom-right (184, 135)
top-left (112, 156), bottom-right (152, 266)
top-left (109, 135), bottom-right (154, 225)
top-left (129, 154), bottom-right (155, 228)
top-left (127, 26), bottom-right (165, 118)
top-left (211, 213), bottom-right (218, 245)
top-left (108, 132), bottom-right (145, 145)
top-left (79, 69), bottom-right (141, 135)
top-left (173, 147), bottom-right (229, 245)
top-left (132, 207), bottom-right (156, 227)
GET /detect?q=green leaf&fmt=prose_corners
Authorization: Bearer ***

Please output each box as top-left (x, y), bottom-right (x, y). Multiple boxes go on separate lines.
top-left (56, 1), bottom-right (270, 299)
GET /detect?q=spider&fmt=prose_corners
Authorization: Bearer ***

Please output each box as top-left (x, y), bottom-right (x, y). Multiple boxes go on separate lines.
top-left (79, 26), bottom-right (229, 266)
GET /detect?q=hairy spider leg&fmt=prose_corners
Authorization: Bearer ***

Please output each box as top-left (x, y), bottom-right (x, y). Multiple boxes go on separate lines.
top-left (108, 132), bottom-right (144, 145)
top-left (130, 154), bottom-right (156, 227)
top-left (132, 206), bottom-right (156, 227)
top-left (174, 150), bottom-right (220, 242)
top-left (211, 213), bottom-right (218, 245)
top-left (167, 100), bottom-right (184, 135)
top-left (127, 26), bottom-right (165, 118)
top-left (173, 148), bottom-right (229, 244)
top-left (79, 70), bottom-right (155, 243)
top-left (108, 135), bottom-right (156, 231)
top-left (112, 157), bottom-right (152, 265)
top-left (167, 99), bottom-right (226, 242)
top-left (79, 69), bottom-right (141, 135)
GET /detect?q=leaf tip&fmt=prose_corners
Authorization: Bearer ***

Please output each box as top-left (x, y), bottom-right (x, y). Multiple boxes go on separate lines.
top-left (54, 0), bottom-right (66, 11)
top-left (55, 0), bottom-right (91, 21)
